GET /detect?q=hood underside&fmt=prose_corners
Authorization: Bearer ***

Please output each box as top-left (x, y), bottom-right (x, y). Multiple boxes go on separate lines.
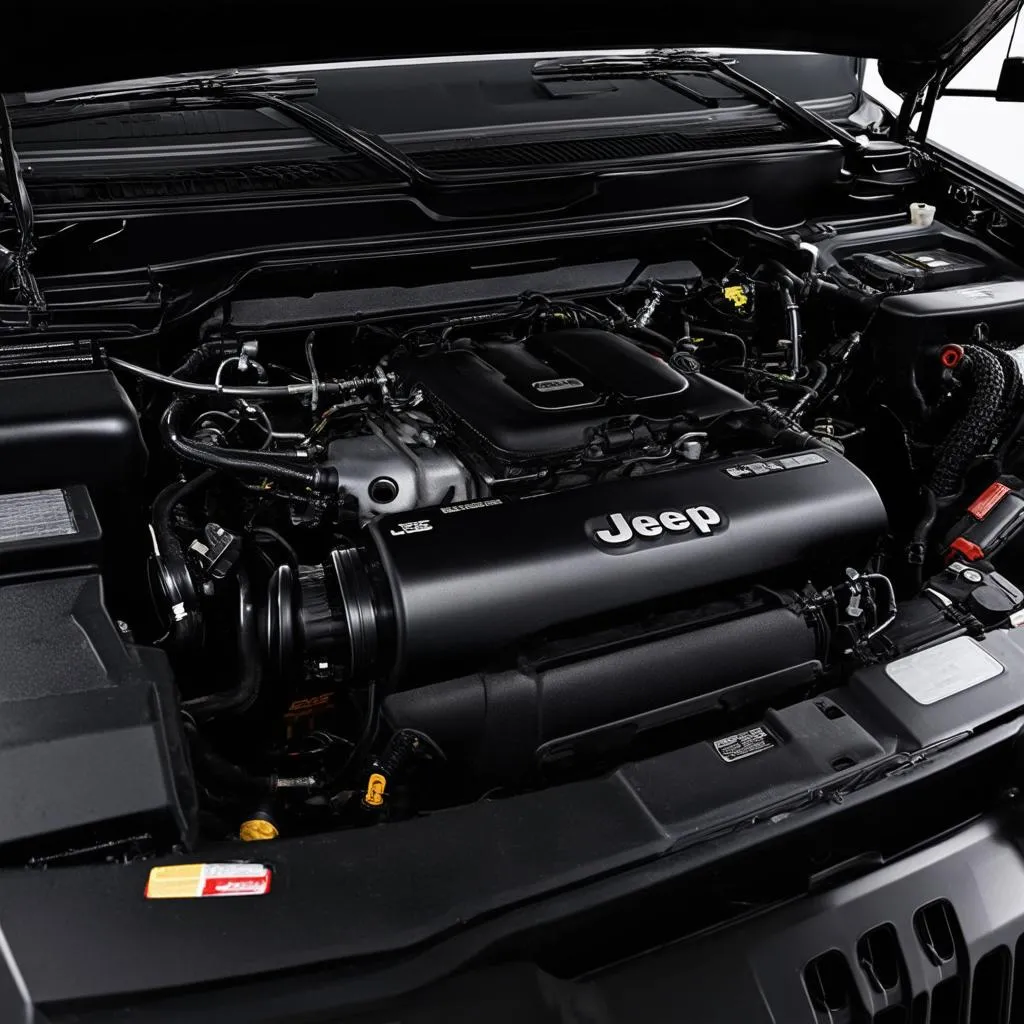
top-left (1, 0), bottom-right (1018, 93)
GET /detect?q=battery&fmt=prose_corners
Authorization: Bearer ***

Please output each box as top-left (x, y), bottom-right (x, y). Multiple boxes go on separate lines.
top-left (943, 477), bottom-right (1024, 563)
top-left (843, 248), bottom-right (989, 294)
top-left (0, 485), bottom-right (101, 579)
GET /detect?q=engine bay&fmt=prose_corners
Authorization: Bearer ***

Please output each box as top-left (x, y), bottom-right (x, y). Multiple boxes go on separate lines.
top-left (7, 212), bottom-right (1024, 861)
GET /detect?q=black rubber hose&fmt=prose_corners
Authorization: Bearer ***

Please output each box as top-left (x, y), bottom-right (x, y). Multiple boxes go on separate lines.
top-left (930, 347), bottom-right (1006, 498)
top-left (791, 360), bottom-right (829, 418)
top-left (183, 720), bottom-right (273, 800)
top-left (756, 401), bottom-right (828, 451)
top-left (689, 325), bottom-right (748, 365)
top-left (746, 367), bottom-right (817, 406)
top-left (779, 280), bottom-right (802, 375)
top-left (171, 339), bottom-right (236, 380)
top-left (809, 275), bottom-right (883, 317)
top-left (765, 259), bottom-right (804, 288)
top-left (903, 360), bottom-right (930, 421)
top-left (805, 359), bottom-right (829, 391)
top-left (250, 526), bottom-right (299, 568)
top-left (907, 486), bottom-right (938, 586)
top-left (184, 569), bottom-right (263, 719)
top-left (627, 325), bottom-right (675, 357)
top-left (151, 471), bottom-right (215, 641)
top-left (161, 397), bottom-right (337, 494)
top-left (152, 470), bottom-right (215, 569)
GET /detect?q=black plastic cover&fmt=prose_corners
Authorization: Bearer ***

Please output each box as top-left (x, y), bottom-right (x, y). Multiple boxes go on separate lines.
top-left (367, 448), bottom-right (886, 681)
top-left (843, 248), bottom-right (989, 293)
top-left (0, 370), bottom-right (146, 492)
top-left (0, 572), bottom-right (195, 858)
top-left (385, 598), bottom-right (822, 780)
top-left (405, 329), bottom-right (752, 460)
top-left (873, 277), bottom-right (1024, 344)
top-left (844, 627), bottom-right (1024, 750)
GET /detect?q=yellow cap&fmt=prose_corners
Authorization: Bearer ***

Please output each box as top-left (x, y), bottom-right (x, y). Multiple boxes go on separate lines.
top-left (239, 818), bottom-right (279, 842)
top-left (363, 772), bottom-right (387, 808)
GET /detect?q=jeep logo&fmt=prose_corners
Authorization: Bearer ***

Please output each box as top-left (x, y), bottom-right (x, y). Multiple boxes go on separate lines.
top-left (592, 506), bottom-right (723, 546)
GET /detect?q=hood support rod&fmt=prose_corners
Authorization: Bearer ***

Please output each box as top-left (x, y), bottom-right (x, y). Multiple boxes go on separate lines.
top-left (0, 92), bottom-right (44, 313)
top-left (894, 69), bottom-right (941, 144)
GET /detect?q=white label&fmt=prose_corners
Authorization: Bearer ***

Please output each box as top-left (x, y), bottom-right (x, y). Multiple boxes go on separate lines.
top-left (389, 519), bottom-right (433, 536)
top-left (885, 636), bottom-right (1004, 705)
top-left (439, 499), bottom-right (502, 515)
top-left (713, 726), bottom-right (776, 763)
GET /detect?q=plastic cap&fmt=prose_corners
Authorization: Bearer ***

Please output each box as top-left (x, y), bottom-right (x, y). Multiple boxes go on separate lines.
top-left (950, 536), bottom-right (985, 562)
top-left (240, 818), bottom-right (279, 842)
top-left (910, 202), bottom-right (936, 228)
top-left (940, 344), bottom-right (964, 369)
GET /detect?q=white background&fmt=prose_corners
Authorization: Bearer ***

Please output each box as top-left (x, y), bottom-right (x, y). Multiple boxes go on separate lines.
top-left (865, 22), bottom-right (1024, 186)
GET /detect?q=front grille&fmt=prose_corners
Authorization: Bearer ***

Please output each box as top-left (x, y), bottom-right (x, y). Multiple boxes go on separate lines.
top-left (802, 900), bottom-right (1020, 1023)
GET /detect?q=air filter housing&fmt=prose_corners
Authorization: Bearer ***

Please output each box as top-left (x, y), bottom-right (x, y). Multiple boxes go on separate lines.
top-left (0, 485), bottom-right (101, 579)
top-left (0, 370), bottom-right (145, 492)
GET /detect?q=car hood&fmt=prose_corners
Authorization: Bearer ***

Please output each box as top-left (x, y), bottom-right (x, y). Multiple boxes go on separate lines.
top-left (1, 0), bottom-right (1018, 93)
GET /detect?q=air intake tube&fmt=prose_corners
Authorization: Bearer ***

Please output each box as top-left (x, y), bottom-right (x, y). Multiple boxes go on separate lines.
top-left (264, 549), bottom-right (824, 784)
top-left (264, 451), bottom-right (884, 686)
top-left (264, 547), bottom-right (386, 683)
top-left (384, 598), bottom-right (823, 783)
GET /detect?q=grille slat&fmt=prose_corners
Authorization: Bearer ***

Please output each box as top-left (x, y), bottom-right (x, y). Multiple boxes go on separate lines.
top-left (27, 156), bottom-right (392, 204)
top-left (27, 121), bottom-right (811, 204)
top-left (414, 123), bottom-right (810, 171)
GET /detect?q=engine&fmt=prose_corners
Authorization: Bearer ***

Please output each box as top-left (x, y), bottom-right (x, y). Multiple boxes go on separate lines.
top-left (318, 326), bottom-right (759, 521)
top-left (18, 219), bottom-right (1024, 850)
top-left (267, 328), bottom-right (884, 686)
top-left (233, 321), bottom-right (885, 781)
top-left (137, 274), bottom-right (903, 792)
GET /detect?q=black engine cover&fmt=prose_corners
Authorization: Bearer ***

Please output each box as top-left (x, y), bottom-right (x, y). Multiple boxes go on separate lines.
top-left (403, 328), bottom-right (753, 461)
top-left (366, 448), bottom-right (887, 683)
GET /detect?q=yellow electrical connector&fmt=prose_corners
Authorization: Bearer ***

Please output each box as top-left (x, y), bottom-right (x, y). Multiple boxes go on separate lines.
top-left (363, 772), bottom-right (387, 808)
top-left (723, 285), bottom-right (749, 310)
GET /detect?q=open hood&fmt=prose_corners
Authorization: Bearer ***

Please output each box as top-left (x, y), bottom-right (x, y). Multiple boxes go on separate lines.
top-left (1, 0), bottom-right (1019, 94)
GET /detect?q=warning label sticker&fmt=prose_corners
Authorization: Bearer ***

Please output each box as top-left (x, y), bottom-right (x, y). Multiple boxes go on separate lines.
top-left (713, 726), bottom-right (776, 763)
top-left (884, 636), bottom-right (1004, 705)
top-left (145, 863), bottom-right (272, 900)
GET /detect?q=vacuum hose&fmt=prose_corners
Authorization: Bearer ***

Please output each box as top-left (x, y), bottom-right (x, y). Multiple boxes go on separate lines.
top-left (183, 569), bottom-right (263, 719)
top-left (160, 396), bottom-right (337, 494)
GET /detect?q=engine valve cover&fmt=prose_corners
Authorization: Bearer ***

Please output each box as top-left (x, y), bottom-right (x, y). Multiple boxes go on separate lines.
top-left (402, 328), bottom-right (754, 461)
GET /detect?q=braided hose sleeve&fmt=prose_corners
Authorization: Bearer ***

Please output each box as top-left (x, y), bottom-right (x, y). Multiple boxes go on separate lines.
top-left (930, 346), bottom-right (1005, 498)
